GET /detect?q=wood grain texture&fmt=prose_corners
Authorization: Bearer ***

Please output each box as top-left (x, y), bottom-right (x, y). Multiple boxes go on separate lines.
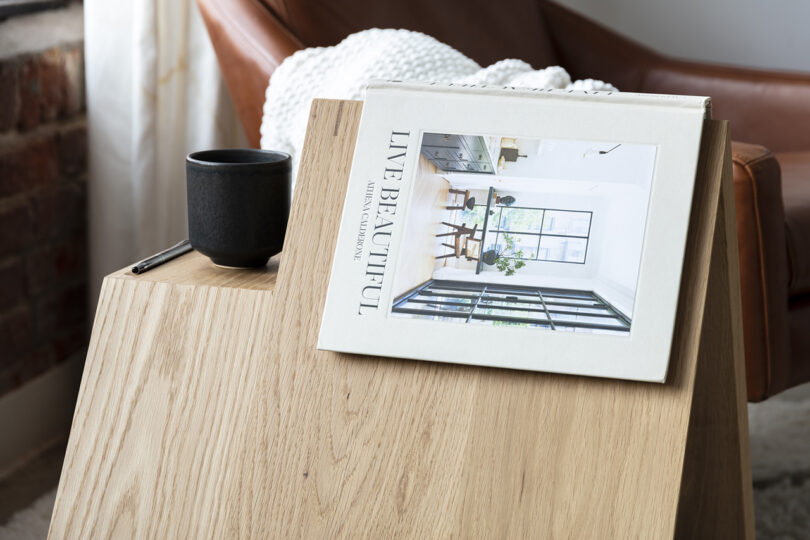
top-left (113, 250), bottom-right (281, 290)
top-left (50, 100), bottom-right (752, 538)
top-left (674, 125), bottom-right (755, 538)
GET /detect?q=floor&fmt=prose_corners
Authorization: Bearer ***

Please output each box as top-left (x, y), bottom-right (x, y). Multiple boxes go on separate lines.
top-left (390, 155), bottom-right (450, 299)
top-left (748, 382), bottom-right (810, 537)
top-left (0, 439), bottom-right (66, 525)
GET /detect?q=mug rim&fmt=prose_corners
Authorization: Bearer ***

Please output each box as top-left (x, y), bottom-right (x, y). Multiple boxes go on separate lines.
top-left (187, 148), bottom-right (291, 169)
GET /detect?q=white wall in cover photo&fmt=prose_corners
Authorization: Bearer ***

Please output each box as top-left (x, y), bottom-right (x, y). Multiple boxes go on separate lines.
top-left (84, 0), bottom-right (246, 304)
top-left (438, 139), bottom-right (655, 315)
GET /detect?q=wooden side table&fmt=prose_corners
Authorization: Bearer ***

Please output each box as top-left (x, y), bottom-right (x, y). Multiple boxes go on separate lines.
top-left (49, 100), bottom-right (753, 538)
top-left (49, 250), bottom-right (280, 537)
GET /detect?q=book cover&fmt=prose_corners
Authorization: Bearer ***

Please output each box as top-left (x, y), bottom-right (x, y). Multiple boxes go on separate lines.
top-left (318, 81), bottom-right (709, 382)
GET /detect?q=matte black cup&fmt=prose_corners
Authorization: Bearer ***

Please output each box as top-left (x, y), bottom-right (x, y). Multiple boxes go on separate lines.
top-left (186, 149), bottom-right (291, 268)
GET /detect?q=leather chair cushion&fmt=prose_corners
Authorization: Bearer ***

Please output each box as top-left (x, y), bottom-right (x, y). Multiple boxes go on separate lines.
top-left (788, 294), bottom-right (810, 389)
top-left (778, 152), bottom-right (810, 296)
top-left (260, 0), bottom-right (558, 70)
top-left (732, 143), bottom-right (791, 400)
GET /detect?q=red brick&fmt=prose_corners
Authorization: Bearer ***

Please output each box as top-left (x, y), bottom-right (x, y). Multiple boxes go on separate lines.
top-left (57, 123), bottom-right (87, 177)
top-left (34, 282), bottom-right (87, 341)
top-left (31, 181), bottom-right (86, 239)
top-left (53, 228), bottom-right (87, 273)
top-left (23, 246), bottom-right (54, 296)
top-left (16, 48), bottom-right (73, 131)
top-left (0, 257), bottom-right (26, 310)
top-left (17, 56), bottom-right (41, 131)
top-left (0, 59), bottom-right (20, 132)
top-left (2, 44), bottom-right (84, 134)
top-left (25, 230), bottom-right (87, 295)
top-left (0, 304), bottom-right (33, 358)
top-left (38, 48), bottom-right (66, 123)
top-left (0, 133), bottom-right (59, 197)
top-left (0, 40), bottom-right (87, 394)
top-left (51, 323), bottom-right (87, 361)
top-left (0, 200), bottom-right (34, 257)
top-left (0, 150), bottom-right (24, 197)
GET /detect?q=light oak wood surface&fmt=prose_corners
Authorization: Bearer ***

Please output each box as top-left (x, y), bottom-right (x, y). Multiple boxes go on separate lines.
top-left (113, 250), bottom-right (280, 290)
top-left (49, 100), bottom-right (753, 538)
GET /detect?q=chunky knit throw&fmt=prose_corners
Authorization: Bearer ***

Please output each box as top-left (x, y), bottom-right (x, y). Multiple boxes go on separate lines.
top-left (260, 28), bottom-right (618, 184)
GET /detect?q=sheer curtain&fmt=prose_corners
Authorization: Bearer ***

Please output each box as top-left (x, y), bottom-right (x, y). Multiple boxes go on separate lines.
top-left (84, 0), bottom-right (246, 303)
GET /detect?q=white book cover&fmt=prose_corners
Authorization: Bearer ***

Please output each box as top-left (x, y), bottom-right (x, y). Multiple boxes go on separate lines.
top-left (317, 80), bottom-right (710, 382)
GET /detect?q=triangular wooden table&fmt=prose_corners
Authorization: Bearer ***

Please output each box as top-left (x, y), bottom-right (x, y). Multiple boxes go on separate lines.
top-left (50, 100), bottom-right (754, 538)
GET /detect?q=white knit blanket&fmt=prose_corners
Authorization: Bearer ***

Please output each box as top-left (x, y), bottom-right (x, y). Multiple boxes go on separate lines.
top-left (260, 28), bottom-right (618, 183)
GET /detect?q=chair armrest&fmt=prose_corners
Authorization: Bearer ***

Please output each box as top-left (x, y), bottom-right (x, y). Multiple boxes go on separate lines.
top-left (542, 1), bottom-right (810, 153)
top-left (731, 141), bottom-right (792, 400)
top-left (197, 0), bottom-right (302, 147)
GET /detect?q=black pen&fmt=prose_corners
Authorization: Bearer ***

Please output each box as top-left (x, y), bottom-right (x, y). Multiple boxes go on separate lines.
top-left (131, 240), bottom-right (193, 274)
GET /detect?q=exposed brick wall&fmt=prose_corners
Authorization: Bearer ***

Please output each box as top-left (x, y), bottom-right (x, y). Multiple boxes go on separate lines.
top-left (0, 39), bottom-right (87, 396)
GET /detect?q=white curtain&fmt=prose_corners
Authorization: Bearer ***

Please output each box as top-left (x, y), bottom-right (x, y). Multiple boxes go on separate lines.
top-left (84, 0), bottom-right (247, 303)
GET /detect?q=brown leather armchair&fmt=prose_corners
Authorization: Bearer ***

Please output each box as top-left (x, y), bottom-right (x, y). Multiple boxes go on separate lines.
top-left (198, 0), bottom-right (810, 401)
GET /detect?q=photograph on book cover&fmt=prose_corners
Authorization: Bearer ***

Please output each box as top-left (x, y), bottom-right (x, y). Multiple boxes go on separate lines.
top-left (318, 81), bottom-right (709, 382)
top-left (390, 133), bottom-right (655, 336)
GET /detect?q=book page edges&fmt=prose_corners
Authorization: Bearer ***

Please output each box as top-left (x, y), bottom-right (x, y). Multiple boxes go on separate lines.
top-left (366, 79), bottom-right (712, 117)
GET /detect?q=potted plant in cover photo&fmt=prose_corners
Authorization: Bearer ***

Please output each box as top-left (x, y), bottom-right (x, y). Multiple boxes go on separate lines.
top-left (482, 234), bottom-right (526, 276)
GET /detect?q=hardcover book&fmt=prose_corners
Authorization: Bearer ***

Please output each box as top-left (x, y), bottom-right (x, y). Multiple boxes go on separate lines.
top-left (317, 81), bottom-right (710, 382)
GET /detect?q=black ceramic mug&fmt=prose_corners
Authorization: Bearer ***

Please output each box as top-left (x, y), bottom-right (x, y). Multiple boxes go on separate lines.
top-left (186, 149), bottom-right (291, 268)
